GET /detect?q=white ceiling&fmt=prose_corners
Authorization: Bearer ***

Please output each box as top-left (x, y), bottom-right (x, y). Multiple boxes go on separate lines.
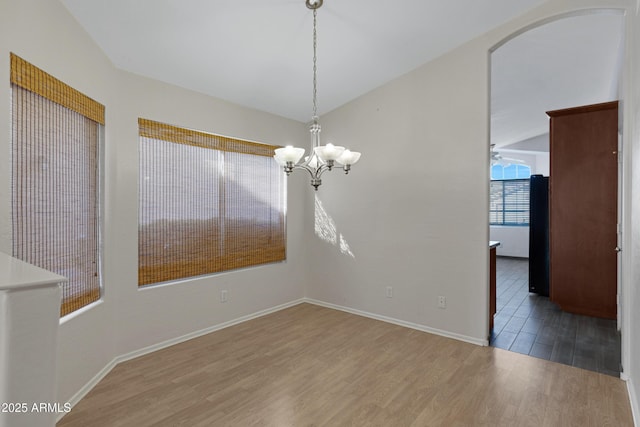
top-left (491, 12), bottom-right (624, 150)
top-left (59, 1), bottom-right (624, 149)
top-left (60, 0), bottom-right (546, 122)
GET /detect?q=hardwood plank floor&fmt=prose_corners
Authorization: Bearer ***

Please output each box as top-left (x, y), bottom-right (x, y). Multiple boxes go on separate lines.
top-left (57, 303), bottom-right (633, 426)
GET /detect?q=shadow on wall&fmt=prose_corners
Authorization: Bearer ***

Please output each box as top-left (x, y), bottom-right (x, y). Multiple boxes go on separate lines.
top-left (314, 195), bottom-right (355, 258)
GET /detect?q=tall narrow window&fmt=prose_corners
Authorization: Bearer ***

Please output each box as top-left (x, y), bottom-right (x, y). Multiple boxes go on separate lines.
top-left (138, 119), bottom-right (286, 286)
top-left (10, 53), bottom-right (104, 316)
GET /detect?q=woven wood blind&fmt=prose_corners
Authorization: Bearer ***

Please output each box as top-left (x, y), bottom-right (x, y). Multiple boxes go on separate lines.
top-left (10, 53), bottom-right (102, 316)
top-left (10, 53), bottom-right (105, 125)
top-left (138, 119), bottom-right (279, 156)
top-left (138, 119), bottom-right (286, 286)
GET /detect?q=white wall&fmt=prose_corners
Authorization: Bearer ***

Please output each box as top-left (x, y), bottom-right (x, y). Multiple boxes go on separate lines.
top-left (0, 0), bottom-right (309, 407)
top-left (493, 150), bottom-right (542, 173)
top-left (307, 35), bottom-right (491, 343)
top-left (306, 0), bottom-right (638, 354)
top-left (489, 226), bottom-right (529, 258)
top-left (625, 1), bottom-right (640, 423)
top-left (109, 71), bottom-right (309, 358)
top-left (0, 0), bottom-right (118, 407)
top-left (535, 151), bottom-right (550, 175)
top-left (1, 0), bottom-right (638, 421)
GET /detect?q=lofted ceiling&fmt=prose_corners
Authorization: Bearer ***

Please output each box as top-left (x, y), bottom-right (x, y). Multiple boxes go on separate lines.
top-left (491, 12), bottom-right (624, 151)
top-left (59, 1), bottom-right (624, 149)
top-left (60, 0), bottom-right (546, 122)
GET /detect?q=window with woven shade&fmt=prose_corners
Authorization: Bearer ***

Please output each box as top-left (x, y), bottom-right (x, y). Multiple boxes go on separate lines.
top-left (10, 53), bottom-right (104, 316)
top-left (138, 119), bottom-right (286, 286)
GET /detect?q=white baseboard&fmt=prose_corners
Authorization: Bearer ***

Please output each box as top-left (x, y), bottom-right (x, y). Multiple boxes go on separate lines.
top-left (56, 358), bottom-right (118, 422)
top-left (56, 296), bottom-right (636, 423)
top-left (303, 298), bottom-right (488, 346)
top-left (305, 298), bottom-right (637, 425)
top-left (627, 378), bottom-right (639, 427)
top-left (57, 298), bottom-right (306, 422)
top-left (58, 296), bottom-right (487, 422)
top-left (113, 298), bottom-right (306, 365)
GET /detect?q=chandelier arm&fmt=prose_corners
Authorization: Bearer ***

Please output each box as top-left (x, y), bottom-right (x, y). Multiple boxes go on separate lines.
top-left (291, 161), bottom-right (334, 178)
top-left (299, 156), bottom-right (313, 167)
top-left (292, 163), bottom-right (317, 178)
top-left (314, 163), bottom-right (333, 179)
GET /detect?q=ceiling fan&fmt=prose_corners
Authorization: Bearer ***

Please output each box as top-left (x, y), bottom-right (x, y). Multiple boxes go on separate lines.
top-left (490, 144), bottom-right (525, 166)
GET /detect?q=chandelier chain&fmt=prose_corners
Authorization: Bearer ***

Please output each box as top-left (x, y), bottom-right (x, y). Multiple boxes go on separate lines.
top-left (273, 0), bottom-right (360, 191)
top-left (312, 8), bottom-right (318, 119)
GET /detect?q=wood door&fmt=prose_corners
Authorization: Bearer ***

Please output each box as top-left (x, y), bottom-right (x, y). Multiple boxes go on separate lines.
top-left (547, 101), bottom-right (618, 319)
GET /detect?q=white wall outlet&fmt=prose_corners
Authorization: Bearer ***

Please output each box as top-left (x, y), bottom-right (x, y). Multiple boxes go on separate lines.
top-left (438, 296), bottom-right (446, 309)
top-left (220, 290), bottom-right (228, 303)
top-left (385, 286), bottom-right (393, 298)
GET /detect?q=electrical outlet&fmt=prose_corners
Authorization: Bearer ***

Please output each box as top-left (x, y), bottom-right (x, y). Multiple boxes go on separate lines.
top-left (220, 290), bottom-right (228, 303)
top-left (386, 286), bottom-right (393, 298)
top-left (438, 296), bottom-right (446, 309)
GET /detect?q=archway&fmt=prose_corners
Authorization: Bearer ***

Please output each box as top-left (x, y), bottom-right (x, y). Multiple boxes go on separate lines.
top-left (488, 10), bottom-right (625, 377)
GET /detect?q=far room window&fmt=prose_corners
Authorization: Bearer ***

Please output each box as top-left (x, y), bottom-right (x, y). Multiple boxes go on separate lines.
top-left (138, 119), bottom-right (286, 286)
top-left (490, 178), bottom-right (530, 226)
top-left (10, 53), bottom-right (104, 316)
top-left (490, 163), bottom-right (531, 180)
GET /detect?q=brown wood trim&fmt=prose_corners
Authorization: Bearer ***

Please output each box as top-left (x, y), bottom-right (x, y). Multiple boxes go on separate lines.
top-left (138, 118), bottom-right (281, 157)
top-left (546, 100), bottom-right (618, 117)
top-left (10, 53), bottom-right (105, 125)
top-left (489, 247), bottom-right (496, 331)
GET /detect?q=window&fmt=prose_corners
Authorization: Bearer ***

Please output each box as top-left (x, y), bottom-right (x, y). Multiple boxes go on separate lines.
top-left (490, 179), bottom-right (530, 226)
top-left (491, 164), bottom-right (531, 180)
top-left (10, 53), bottom-right (103, 316)
top-left (138, 119), bottom-right (286, 286)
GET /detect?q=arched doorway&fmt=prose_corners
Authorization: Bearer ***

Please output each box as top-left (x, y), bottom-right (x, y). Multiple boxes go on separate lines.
top-left (488, 11), bottom-right (625, 377)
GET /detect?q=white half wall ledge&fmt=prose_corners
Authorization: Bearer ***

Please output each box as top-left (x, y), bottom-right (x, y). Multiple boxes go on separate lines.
top-left (0, 253), bottom-right (66, 427)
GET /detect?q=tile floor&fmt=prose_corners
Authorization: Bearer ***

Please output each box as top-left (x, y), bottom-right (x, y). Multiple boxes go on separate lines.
top-left (490, 256), bottom-right (621, 377)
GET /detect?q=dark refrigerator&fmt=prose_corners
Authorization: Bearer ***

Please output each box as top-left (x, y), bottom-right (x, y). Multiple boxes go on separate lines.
top-left (529, 174), bottom-right (549, 296)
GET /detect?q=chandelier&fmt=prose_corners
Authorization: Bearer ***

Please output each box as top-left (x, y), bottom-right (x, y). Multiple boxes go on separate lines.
top-left (274, 0), bottom-right (361, 190)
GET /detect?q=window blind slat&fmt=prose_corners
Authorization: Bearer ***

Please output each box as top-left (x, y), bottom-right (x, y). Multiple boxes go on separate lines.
top-left (490, 179), bottom-right (530, 226)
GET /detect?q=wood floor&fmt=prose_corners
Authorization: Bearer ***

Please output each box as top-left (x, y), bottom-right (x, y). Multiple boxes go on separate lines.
top-left (57, 303), bottom-right (633, 426)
